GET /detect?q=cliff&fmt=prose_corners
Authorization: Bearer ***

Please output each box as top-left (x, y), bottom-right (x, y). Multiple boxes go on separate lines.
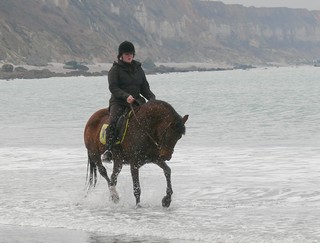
top-left (0, 0), bottom-right (320, 65)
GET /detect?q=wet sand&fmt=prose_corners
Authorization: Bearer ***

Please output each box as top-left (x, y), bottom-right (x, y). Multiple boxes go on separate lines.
top-left (0, 224), bottom-right (185, 243)
top-left (0, 224), bottom-right (90, 243)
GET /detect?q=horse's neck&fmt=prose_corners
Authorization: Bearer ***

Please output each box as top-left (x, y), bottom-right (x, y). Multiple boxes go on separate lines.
top-left (136, 108), bottom-right (160, 125)
top-left (140, 103), bottom-right (173, 127)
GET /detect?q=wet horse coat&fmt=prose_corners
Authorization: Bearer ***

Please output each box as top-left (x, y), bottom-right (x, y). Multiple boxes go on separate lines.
top-left (84, 100), bottom-right (188, 207)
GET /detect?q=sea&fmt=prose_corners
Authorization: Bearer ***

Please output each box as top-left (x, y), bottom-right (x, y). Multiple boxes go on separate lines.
top-left (0, 66), bottom-right (320, 243)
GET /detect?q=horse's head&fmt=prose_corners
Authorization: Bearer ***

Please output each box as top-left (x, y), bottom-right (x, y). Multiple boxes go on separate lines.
top-left (135, 100), bottom-right (188, 161)
top-left (158, 114), bottom-right (188, 160)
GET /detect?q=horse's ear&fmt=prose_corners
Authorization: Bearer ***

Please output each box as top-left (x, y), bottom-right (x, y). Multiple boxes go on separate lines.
top-left (182, 115), bottom-right (189, 124)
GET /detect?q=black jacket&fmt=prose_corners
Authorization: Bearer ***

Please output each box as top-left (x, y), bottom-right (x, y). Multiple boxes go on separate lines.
top-left (108, 60), bottom-right (156, 106)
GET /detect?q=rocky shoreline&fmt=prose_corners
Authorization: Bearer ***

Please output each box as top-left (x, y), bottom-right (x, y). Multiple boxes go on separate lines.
top-left (0, 62), bottom-right (256, 80)
top-left (0, 68), bottom-right (108, 80)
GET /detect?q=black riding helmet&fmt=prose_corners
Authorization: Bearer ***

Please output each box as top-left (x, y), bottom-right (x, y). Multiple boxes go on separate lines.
top-left (118, 41), bottom-right (135, 59)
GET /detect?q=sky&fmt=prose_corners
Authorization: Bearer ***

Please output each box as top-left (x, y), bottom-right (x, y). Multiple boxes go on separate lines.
top-left (218, 0), bottom-right (320, 10)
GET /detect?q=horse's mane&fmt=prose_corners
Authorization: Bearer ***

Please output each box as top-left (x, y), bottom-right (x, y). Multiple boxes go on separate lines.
top-left (142, 100), bottom-right (186, 135)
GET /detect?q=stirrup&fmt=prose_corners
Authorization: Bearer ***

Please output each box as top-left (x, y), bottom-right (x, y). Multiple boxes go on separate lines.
top-left (102, 150), bottom-right (113, 162)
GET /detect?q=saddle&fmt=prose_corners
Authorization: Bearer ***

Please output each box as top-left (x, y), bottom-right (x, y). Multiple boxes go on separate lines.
top-left (99, 110), bottom-right (133, 145)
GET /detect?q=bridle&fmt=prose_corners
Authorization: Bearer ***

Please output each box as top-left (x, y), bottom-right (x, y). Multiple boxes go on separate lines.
top-left (130, 104), bottom-right (172, 150)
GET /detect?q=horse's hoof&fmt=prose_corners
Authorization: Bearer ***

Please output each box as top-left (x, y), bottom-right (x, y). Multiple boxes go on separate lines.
top-left (109, 186), bottom-right (120, 203)
top-left (135, 203), bottom-right (142, 209)
top-left (111, 194), bottom-right (120, 204)
top-left (162, 196), bottom-right (171, 207)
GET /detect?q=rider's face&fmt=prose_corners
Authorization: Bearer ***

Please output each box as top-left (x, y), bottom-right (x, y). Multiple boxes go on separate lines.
top-left (122, 53), bottom-right (134, 63)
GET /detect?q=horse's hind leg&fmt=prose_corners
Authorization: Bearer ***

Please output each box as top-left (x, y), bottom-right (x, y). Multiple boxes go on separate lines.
top-left (156, 161), bottom-right (173, 207)
top-left (89, 151), bottom-right (111, 187)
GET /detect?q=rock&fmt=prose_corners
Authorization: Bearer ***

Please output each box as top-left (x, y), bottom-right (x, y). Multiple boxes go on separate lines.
top-left (76, 64), bottom-right (89, 71)
top-left (63, 61), bottom-right (89, 71)
top-left (233, 64), bottom-right (255, 70)
top-left (143, 57), bottom-right (157, 70)
top-left (1, 64), bottom-right (14, 72)
top-left (63, 61), bottom-right (78, 69)
top-left (64, 61), bottom-right (78, 67)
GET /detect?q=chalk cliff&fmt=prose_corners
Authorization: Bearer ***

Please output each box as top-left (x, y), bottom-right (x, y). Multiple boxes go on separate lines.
top-left (0, 0), bottom-right (319, 65)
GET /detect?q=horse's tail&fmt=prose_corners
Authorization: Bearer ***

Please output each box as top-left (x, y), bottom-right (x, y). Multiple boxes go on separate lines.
top-left (86, 150), bottom-right (98, 191)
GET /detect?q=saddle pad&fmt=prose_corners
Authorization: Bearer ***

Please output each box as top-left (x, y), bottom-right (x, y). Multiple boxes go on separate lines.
top-left (99, 110), bottom-right (133, 145)
top-left (99, 123), bottom-right (109, 145)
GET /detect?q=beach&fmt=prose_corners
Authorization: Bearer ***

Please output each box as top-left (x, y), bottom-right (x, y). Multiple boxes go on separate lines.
top-left (0, 61), bottom-right (240, 80)
top-left (0, 224), bottom-right (180, 243)
top-left (1, 67), bottom-right (320, 242)
top-left (0, 224), bottom-right (89, 243)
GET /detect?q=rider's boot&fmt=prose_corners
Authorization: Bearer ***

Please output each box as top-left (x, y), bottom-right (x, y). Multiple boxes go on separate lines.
top-left (102, 125), bottom-right (116, 162)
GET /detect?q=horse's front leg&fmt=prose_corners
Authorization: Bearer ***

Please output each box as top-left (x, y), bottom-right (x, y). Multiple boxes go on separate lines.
top-left (130, 163), bottom-right (141, 207)
top-left (109, 159), bottom-right (123, 203)
top-left (156, 160), bottom-right (173, 207)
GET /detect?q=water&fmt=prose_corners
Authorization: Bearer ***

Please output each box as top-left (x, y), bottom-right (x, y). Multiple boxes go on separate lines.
top-left (0, 66), bottom-right (320, 242)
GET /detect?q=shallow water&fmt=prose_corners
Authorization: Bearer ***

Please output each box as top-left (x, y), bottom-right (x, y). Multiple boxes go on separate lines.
top-left (1, 66), bottom-right (320, 242)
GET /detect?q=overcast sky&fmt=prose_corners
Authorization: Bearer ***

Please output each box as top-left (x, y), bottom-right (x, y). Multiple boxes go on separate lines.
top-left (218, 0), bottom-right (320, 10)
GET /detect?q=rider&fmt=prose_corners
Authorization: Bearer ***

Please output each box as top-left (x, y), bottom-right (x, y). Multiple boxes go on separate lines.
top-left (103, 41), bottom-right (156, 161)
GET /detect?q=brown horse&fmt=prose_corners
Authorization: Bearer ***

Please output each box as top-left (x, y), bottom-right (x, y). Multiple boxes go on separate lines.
top-left (84, 100), bottom-right (188, 207)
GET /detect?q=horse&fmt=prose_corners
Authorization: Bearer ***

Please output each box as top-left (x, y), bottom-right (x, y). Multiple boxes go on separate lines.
top-left (84, 100), bottom-right (188, 207)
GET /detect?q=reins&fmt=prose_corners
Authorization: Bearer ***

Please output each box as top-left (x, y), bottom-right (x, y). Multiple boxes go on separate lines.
top-left (130, 103), bottom-right (161, 149)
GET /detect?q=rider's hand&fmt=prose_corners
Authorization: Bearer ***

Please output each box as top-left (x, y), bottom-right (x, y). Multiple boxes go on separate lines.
top-left (127, 95), bottom-right (135, 104)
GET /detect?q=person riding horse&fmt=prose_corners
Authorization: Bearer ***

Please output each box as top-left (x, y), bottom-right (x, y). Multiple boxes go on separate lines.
top-left (103, 41), bottom-right (156, 161)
